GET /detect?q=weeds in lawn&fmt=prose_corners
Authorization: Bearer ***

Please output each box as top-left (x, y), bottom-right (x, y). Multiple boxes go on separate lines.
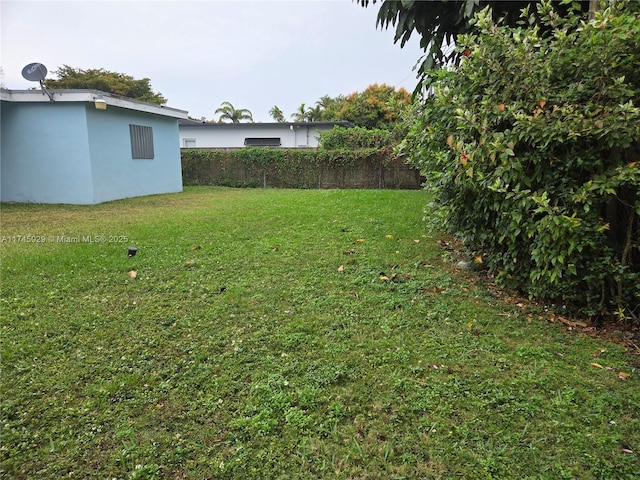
top-left (1, 187), bottom-right (638, 479)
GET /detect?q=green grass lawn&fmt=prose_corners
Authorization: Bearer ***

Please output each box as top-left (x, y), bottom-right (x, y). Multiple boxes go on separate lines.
top-left (1, 187), bottom-right (638, 479)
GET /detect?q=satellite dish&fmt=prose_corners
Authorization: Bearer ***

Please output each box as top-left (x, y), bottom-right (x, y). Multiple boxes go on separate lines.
top-left (21, 62), bottom-right (48, 82)
top-left (21, 62), bottom-right (54, 101)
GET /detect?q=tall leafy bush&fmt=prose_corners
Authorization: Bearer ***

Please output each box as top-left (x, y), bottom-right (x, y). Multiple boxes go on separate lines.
top-left (319, 126), bottom-right (393, 150)
top-left (402, 0), bottom-right (640, 318)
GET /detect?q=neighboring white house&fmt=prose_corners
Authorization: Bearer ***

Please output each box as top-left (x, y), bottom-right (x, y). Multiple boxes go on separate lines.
top-left (1, 89), bottom-right (188, 204)
top-left (178, 120), bottom-right (354, 149)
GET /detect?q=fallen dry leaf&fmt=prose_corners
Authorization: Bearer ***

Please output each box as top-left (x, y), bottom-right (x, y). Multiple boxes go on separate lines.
top-left (590, 362), bottom-right (604, 369)
top-left (128, 270), bottom-right (137, 279)
top-left (191, 245), bottom-right (202, 251)
top-left (337, 265), bottom-right (345, 273)
top-left (622, 448), bottom-right (634, 454)
top-left (618, 371), bottom-right (631, 380)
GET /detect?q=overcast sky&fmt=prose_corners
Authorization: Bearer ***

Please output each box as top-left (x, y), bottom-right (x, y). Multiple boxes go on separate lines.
top-left (1, 0), bottom-right (424, 122)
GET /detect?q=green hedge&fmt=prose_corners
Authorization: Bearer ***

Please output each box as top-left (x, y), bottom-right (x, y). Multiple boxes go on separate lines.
top-left (401, 1), bottom-right (640, 318)
top-left (318, 126), bottom-right (394, 149)
top-left (181, 147), bottom-right (423, 189)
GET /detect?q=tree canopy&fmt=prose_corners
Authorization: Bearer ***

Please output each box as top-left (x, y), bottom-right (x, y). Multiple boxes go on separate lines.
top-left (357, 0), bottom-right (590, 89)
top-left (304, 84), bottom-right (411, 129)
top-left (44, 65), bottom-right (166, 104)
top-left (332, 83), bottom-right (411, 130)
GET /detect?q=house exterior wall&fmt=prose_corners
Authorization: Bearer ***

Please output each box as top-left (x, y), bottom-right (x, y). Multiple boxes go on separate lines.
top-left (0, 102), bottom-right (95, 204)
top-left (86, 106), bottom-right (182, 203)
top-left (179, 123), bottom-right (331, 149)
top-left (1, 95), bottom-right (184, 205)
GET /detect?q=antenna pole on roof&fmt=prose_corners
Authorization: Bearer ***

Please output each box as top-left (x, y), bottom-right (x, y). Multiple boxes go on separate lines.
top-left (39, 79), bottom-right (55, 102)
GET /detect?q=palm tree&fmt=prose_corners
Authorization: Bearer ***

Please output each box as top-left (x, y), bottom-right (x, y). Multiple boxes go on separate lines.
top-left (315, 95), bottom-right (334, 110)
top-left (214, 101), bottom-right (253, 123)
top-left (307, 105), bottom-right (322, 122)
top-left (291, 103), bottom-right (311, 122)
top-left (269, 105), bottom-right (286, 123)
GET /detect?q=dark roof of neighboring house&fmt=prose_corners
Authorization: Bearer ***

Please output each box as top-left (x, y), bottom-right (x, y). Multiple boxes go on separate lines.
top-left (179, 119), bottom-right (354, 128)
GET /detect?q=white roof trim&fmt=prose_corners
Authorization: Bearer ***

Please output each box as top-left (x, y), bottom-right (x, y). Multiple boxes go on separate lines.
top-left (0, 89), bottom-right (189, 119)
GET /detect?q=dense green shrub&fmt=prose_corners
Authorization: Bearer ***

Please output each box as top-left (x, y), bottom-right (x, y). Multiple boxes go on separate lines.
top-left (319, 126), bottom-right (394, 150)
top-left (317, 126), bottom-right (403, 172)
top-left (402, 0), bottom-right (640, 318)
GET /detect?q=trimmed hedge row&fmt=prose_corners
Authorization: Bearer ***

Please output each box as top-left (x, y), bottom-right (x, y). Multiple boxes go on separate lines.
top-left (181, 148), bottom-right (423, 189)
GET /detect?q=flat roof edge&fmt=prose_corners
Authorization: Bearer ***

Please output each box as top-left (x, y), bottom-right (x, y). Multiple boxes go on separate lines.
top-left (0, 88), bottom-right (188, 119)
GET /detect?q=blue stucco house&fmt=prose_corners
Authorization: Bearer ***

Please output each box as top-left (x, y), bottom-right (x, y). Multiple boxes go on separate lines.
top-left (0, 89), bottom-right (188, 204)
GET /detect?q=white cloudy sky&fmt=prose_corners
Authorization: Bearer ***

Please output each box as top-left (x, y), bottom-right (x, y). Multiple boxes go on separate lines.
top-left (1, 0), bottom-right (424, 121)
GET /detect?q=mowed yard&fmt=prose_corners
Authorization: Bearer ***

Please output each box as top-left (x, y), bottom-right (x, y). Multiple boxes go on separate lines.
top-left (1, 187), bottom-right (638, 479)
